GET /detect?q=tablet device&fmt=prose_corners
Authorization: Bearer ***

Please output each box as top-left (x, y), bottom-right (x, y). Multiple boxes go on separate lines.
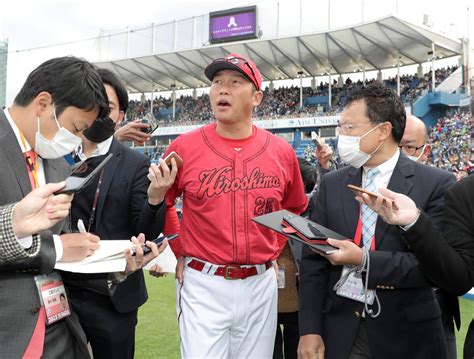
top-left (252, 210), bottom-right (346, 255)
top-left (55, 153), bottom-right (113, 194)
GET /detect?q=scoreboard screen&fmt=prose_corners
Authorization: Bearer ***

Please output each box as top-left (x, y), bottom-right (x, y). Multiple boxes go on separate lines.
top-left (209, 6), bottom-right (258, 44)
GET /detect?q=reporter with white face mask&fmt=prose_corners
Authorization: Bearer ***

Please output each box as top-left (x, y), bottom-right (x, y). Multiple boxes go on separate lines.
top-left (0, 56), bottom-right (109, 358)
top-left (298, 83), bottom-right (456, 359)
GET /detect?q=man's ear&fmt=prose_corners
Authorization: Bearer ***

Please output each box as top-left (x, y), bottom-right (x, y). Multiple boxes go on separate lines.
top-left (378, 121), bottom-right (393, 140)
top-left (115, 111), bottom-right (125, 127)
top-left (421, 144), bottom-right (432, 161)
top-left (252, 90), bottom-right (263, 107)
top-left (33, 91), bottom-right (54, 117)
top-left (423, 144), bottom-right (431, 154)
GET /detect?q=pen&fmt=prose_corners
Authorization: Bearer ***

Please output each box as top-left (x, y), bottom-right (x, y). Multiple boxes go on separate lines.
top-left (77, 219), bottom-right (87, 234)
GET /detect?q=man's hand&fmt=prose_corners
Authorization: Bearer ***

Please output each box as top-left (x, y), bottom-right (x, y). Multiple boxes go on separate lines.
top-left (114, 120), bottom-right (151, 145)
top-left (12, 182), bottom-right (73, 238)
top-left (147, 158), bottom-right (178, 205)
top-left (123, 233), bottom-right (168, 275)
top-left (316, 144), bottom-right (333, 169)
top-left (298, 334), bottom-right (325, 359)
top-left (175, 256), bottom-right (185, 284)
top-left (355, 187), bottom-right (419, 226)
top-left (59, 232), bottom-right (100, 262)
top-left (319, 239), bottom-right (363, 266)
top-left (149, 264), bottom-right (167, 278)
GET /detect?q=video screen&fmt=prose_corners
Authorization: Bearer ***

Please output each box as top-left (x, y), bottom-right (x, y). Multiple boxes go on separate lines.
top-left (209, 6), bottom-right (258, 44)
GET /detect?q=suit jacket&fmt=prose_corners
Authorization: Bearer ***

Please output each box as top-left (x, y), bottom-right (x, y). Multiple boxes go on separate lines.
top-left (299, 153), bottom-right (456, 359)
top-left (0, 111), bottom-right (89, 357)
top-left (403, 174), bottom-right (474, 295)
top-left (0, 204), bottom-right (42, 263)
top-left (64, 138), bottom-right (166, 313)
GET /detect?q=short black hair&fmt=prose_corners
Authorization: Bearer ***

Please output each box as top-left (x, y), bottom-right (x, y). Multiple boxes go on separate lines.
top-left (344, 83), bottom-right (406, 143)
top-left (97, 68), bottom-right (129, 114)
top-left (14, 56), bottom-right (109, 118)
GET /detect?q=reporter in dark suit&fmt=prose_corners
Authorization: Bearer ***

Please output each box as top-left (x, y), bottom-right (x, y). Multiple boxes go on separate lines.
top-left (63, 68), bottom-right (176, 359)
top-left (0, 56), bottom-right (109, 358)
top-left (398, 114), bottom-right (460, 359)
top-left (298, 83), bottom-right (456, 359)
top-left (357, 174), bottom-right (474, 358)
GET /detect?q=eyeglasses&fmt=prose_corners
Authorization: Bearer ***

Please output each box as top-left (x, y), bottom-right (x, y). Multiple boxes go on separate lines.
top-left (398, 144), bottom-right (426, 156)
top-left (336, 121), bottom-right (384, 135)
top-left (213, 56), bottom-right (259, 90)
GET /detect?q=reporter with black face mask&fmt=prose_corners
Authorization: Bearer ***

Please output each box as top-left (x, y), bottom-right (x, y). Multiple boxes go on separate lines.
top-left (62, 68), bottom-right (177, 359)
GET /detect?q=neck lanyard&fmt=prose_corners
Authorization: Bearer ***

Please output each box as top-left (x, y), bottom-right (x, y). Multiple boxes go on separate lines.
top-left (19, 132), bottom-right (39, 189)
top-left (353, 209), bottom-right (376, 251)
top-left (87, 168), bottom-right (106, 232)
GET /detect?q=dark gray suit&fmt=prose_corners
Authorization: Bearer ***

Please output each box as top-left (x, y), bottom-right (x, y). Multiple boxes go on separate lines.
top-left (299, 153), bottom-right (456, 359)
top-left (0, 111), bottom-right (89, 358)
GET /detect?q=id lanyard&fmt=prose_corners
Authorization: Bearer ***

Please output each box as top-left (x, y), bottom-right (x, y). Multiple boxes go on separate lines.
top-left (87, 168), bottom-right (106, 232)
top-left (19, 132), bottom-right (39, 189)
top-left (353, 210), bottom-right (376, 251)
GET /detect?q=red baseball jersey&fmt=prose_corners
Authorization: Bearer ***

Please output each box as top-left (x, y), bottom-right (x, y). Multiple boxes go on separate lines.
top-left (165, 123), bottom-right (308, 264)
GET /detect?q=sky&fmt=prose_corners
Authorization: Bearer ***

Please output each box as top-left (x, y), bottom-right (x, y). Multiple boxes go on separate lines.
top-left (0, 0), bottom-right (471, 103)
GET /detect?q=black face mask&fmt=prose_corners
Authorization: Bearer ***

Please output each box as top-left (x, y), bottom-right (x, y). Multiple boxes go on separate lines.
top-left (83, 117), bottom-right (115, 143)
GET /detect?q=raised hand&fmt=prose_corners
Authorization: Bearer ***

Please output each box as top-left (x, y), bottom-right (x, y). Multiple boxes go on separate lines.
top-left (12, 182), bottom-right (73, 238)
top-left (356, 187), bottom-right (419, 226)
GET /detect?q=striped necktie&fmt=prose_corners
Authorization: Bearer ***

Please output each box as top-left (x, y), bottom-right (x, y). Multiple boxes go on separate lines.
top-left (361, 168), bottom-right (379, 248)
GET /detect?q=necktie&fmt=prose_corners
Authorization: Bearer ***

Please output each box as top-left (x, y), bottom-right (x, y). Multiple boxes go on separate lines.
top-left (21, 149), bottom-right (46, 356)
top-left (23, 149), bottom-right (38, 190)
top-left (361, 168), bottom-right (379, 248)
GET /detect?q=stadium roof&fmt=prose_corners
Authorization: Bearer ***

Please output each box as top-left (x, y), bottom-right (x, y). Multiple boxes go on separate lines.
top-left (94, 15), bottom-right (463, 93)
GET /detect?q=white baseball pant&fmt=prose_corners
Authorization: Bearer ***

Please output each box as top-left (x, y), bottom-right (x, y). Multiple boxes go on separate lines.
top-left (176, 257), bottom-right (278, 359)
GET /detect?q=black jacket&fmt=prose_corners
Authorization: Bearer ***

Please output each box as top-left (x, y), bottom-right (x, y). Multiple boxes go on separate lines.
top-left (299, 153), bottom-right (456, 359)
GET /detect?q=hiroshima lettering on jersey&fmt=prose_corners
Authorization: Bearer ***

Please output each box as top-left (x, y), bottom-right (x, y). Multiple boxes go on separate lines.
top-left (197, 166), bottom-right (281, 199)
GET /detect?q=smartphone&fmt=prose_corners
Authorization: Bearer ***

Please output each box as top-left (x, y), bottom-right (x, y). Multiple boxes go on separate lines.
top-left (136, 234), bottom-right (178, 256)
top-left (140, 113), bottom-right (159, 135)
top-left (55, 154), bottom-right (113, 195)
top-left (311, 131), bottom-right (323, 150)
top-left (162, 151), bottom-right (183, 170)
top-left (282, 214), bottom-right (328, 241)
top-left (347, 184), bottom-right (399, 210)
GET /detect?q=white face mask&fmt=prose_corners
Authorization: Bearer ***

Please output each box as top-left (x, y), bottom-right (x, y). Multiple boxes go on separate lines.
top-left (337, 124), bottom-right (383, 168)
top-left (406, 145), bottom-right (426, 163)
top-left (35, 106), bottom-right (83, 159)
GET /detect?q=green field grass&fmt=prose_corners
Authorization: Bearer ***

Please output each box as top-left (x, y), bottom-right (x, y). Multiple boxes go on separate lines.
top-left (137, 274), bottom-right (473, 358)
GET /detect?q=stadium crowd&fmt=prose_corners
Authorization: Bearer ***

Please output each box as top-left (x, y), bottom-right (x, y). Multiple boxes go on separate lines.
top-left (427, 111), bottom-right (473, 180)
top-left (126, 66), bottom-right (458, 127)
top-left (138, 108), bottom-right (472, 182)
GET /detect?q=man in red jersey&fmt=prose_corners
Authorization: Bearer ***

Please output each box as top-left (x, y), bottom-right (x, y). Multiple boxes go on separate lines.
top-left (161, 53), bottom-right (308, 358)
